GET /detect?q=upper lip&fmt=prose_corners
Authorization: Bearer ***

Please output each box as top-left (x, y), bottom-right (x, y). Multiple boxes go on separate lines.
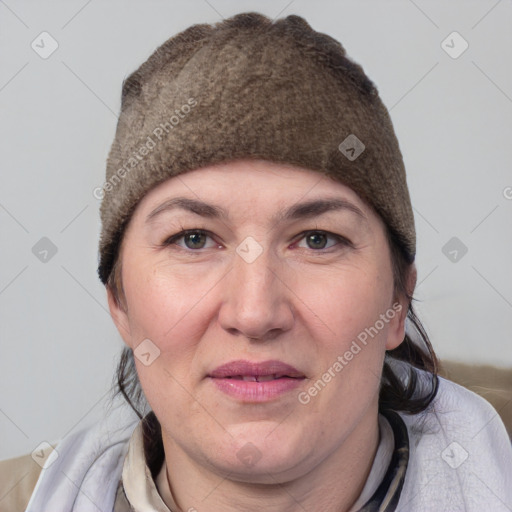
top-left (208, 359), bottom-right (305, 379)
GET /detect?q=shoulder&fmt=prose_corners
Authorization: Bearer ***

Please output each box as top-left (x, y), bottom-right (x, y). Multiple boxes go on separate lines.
top-left (0, 447), bottom-right (54, 511)
top-left (406, 375), bottom-right (511, 458)
top-left (398, 375), bottom-right (512, 510)
top-left (432, 375), bottom-right (510, 439)
top-left (440, 360), bottom-right (512, 435)
top-left (20, 407), bottom-right (140, 511)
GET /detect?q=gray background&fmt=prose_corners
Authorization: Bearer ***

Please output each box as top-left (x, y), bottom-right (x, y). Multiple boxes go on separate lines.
top-left (1, 0), bottom-right (511, 460)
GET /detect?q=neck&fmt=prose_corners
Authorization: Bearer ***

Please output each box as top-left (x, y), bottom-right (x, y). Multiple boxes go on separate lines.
top-left (160, 406), bottom-right (380, 512)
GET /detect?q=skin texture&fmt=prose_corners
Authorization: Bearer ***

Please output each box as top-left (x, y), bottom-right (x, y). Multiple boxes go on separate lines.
top-left (107, 158), bottom-right (415, 512)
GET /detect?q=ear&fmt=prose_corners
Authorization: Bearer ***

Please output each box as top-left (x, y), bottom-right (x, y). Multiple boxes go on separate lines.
top-left (385, 263), bottom-right (417, 351)
top-left (107, 285), bottom-right (133, 349)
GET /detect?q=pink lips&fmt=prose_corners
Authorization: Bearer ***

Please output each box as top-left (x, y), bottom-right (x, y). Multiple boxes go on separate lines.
top-left (208, 360), bottom-right (305, 402)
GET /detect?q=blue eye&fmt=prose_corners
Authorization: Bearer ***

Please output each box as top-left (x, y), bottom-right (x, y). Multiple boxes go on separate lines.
top-left (181, 231), bottom-right (209, 249)
top-left (162, 229), bottom-right (352, 252)
top-left (296, 231), bottom-right (351, 251)
top-left (163, 230), bottom-right (217, 250)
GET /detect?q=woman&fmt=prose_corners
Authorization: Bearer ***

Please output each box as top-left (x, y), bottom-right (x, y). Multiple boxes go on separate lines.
top-left (3, 11), bottom-right (512, 512)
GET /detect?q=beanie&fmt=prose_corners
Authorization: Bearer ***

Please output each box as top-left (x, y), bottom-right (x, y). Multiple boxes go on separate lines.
top-left (97, 11), bottom-right (415, 285)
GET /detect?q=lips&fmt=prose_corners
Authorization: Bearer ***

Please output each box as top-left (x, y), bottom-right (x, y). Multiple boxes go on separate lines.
top-left (207, 360), bottom-right (306, 402)
top-left (227, 375), bottom-right (290, 382)
top-left (208, 360), bottom-right (305, 380)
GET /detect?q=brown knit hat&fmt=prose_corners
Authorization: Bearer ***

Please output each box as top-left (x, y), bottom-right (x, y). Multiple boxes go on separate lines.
top-left (97, 12), bottom-right (415, 285)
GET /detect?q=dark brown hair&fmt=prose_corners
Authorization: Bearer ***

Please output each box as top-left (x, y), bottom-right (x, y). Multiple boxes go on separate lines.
top-left (108, 223), bottom-right (439, 419)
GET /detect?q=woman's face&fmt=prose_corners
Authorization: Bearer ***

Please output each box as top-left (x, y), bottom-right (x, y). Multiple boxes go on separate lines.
top-left (108, 158), bottom-right (410, 483)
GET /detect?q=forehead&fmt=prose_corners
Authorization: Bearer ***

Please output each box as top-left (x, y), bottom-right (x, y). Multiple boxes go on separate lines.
top-left (132, 159), bottom-right (375, 223)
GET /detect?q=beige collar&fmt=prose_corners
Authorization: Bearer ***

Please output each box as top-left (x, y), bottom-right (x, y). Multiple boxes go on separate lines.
top-left (121, 420), bottom-right (176, 511)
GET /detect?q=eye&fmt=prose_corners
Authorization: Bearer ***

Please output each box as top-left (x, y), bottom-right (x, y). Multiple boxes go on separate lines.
top-left (163, 229), bottom-right (219, 250)
top-left (295, 230), bottom-right (352, 251)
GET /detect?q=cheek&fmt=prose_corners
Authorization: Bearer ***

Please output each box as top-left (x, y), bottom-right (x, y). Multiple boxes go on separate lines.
top-left (303, 259), bottom-right (394, 350)
top-left (296, 260), bottom-right (395, 408)
top-left (121, 254), bottom-right (223, 390)
top-left (122, 251), bottom-right (210, 340)
top-left (124, 261), bottom-right (211, 422)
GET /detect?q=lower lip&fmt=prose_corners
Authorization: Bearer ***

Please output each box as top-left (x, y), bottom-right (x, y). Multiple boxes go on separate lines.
top-left (209, 377), bottom-right (304, 402)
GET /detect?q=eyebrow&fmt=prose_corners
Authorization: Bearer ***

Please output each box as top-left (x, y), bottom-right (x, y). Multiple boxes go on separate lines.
top-left (145, 196), bottom-right (367, 225)
top-left (146, 197), bottom-right (228, 223)
top-left (275, 197), bottom-right (367, 224)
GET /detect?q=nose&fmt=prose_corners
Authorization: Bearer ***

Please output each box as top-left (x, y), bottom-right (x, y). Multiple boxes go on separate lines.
top-left (218, 243), bottom-right (295, 342)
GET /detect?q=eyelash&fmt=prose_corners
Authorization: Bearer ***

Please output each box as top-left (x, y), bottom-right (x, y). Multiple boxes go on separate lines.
top-left (162, 229), bottom-right (219, 253)
top-left (161, 228), bottom-right (353, 253)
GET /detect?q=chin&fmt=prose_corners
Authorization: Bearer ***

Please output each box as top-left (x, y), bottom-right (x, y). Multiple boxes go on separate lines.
top-left (207, 423), bottom-right (312, 481)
